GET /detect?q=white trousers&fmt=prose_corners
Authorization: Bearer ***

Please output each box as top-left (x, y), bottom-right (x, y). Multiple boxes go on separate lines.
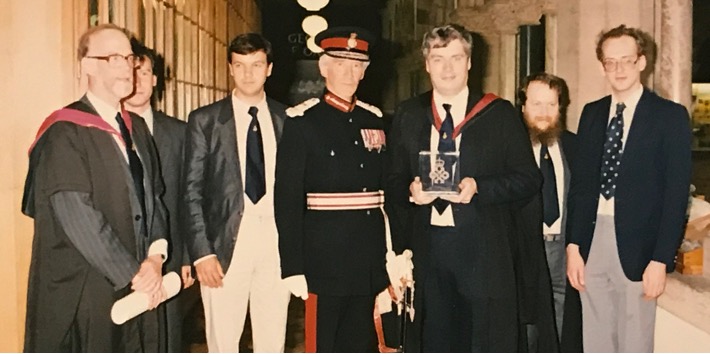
top-left (201, 216), bottom-right (291, 353)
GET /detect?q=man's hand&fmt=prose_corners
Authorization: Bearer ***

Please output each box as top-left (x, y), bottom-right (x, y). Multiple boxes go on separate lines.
top-left (566, 244), bottom-right (586, 292)
top-left (642, 260), bottom-right (667, 300)
top-left (195, 257), bottom-right (224, 288)
top-left (410, 177), bottom-right (437, 205)
top-left (441, 177), bottom-right (477, 204)
top-left (283, 275), bottom-right (309, 300)
top-left (132, 254), bottom-right (164, 310)
top-left (132, 254), bottom-right (163, 294)
top-left (181, 265), bottom-right (195, 289)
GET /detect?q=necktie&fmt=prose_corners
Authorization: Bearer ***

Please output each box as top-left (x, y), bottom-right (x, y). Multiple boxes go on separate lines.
top-left (438, 103), bottom-right (455, 152)
top-left (245, 106), bottom-right (266, 204)
top-left (434, 104), bottom-right (455, 214)
top-left (115, 112), bottom-right (147, 230)
top-left (540, 144), bottom-right (560, 226)
top-left (600, 102), bottom-right (626, 200)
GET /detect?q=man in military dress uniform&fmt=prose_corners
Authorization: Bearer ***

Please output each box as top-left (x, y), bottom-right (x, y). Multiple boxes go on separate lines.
top-left (275, 27), bottom-right (396, 352)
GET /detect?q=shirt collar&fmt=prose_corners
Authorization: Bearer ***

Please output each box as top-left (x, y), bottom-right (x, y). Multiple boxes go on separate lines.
top-left (323, 90), bottom-right (357, 112)
top-left (86, 90), bottom-right (121, 123)
top-left (611, 84), bottom-right (644, 114)
top-left (231, 90), bottom-right (268, 116)
top-left (137, 108), bottom-right (154, 134)
top-left (433, 87), bottom-right (469, 111)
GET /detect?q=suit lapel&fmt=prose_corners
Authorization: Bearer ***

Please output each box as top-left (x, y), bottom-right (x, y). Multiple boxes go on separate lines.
top-left (620, 89), bottom-right (652, 168)
top-left (217, 97), bottom-right (242, 191)
top-left (418, 92), bottom-right (435, 152)
top-left (559, 140), bottom-right (571, 233)
top-left (152, 110), bottom-right (170, 156)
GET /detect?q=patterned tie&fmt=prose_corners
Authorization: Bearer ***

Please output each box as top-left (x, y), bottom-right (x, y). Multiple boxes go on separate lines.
top-left (600, 102), bottom-right (626, 200)
top-left (245, 106), bottom-right (266, 204)
top-left (115, 112), bottom-right (146, 230)
top-left (433, 104), bottom-right (455, 214)
top-left (540, 144), bottom-right (560, 226)
top-left (438, 103), bottom-right (455, 152)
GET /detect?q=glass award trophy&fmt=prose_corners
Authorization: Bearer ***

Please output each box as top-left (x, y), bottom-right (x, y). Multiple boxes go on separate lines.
top-left (419, 151), bottom-right (460, 195)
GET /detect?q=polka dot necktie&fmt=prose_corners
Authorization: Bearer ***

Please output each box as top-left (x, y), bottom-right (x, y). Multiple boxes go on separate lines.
top-left (600, 102), bottom-right (625, 200)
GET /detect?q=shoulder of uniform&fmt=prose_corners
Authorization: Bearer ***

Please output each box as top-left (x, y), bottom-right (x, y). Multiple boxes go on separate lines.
top-left (355, 100), bottom-right (383, 118)
top-left (286, 98), bottom-right (320, 117)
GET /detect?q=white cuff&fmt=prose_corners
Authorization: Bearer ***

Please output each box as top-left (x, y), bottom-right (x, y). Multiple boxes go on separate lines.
top-left (148, 239), bottom-right (168, 263)
top-left (193, 254), bottom-right (217, 266)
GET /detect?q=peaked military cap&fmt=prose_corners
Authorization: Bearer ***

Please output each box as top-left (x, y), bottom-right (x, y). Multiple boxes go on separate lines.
top-left (315, 26), bottom-right (375, 62)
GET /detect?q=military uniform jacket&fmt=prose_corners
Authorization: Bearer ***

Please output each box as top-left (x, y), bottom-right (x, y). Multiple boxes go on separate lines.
top-left (275, 94), bottom-right (389, 297)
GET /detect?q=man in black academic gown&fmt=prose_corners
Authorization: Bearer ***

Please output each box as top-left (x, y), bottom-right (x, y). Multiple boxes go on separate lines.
top-left (22, 24), bottom-right (168, 352)
top-left (385, 24), bottom-right (542, 352)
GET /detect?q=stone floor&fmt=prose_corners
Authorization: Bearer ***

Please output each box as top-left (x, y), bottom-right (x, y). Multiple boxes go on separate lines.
top-left (184, 294), bottom-right (305, 353)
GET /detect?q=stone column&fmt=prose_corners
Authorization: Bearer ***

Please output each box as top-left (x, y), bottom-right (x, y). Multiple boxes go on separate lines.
top-left (658, 0), bottom-right (692, 110)
top-left (453, 0), bottom-right (553, 102)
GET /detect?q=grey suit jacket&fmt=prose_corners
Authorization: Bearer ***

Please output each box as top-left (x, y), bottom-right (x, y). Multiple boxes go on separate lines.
top-left (153, 111), bottom-right (188, 270)
top-left (183, 96), bottom-right (287, 273)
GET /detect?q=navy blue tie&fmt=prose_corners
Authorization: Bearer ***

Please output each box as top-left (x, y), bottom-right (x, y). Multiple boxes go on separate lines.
top-left (540, 144), bottom-right (560, 226)
top-left (433, 104), bottom-right (455, 214)
top-left (245, 106), bottom-right (266, 204)
top-left (600, 102), bottom-right (625, 200)
top-left (438, 104), bottom-right (455, 152)
top-left (115, 113), bottom-right (146, 231)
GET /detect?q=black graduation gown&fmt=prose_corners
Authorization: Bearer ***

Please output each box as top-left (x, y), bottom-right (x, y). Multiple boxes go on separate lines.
top-left (385, 90), bottom-right (542, 352)
top-left (22, 98), bottom-right (167, 352)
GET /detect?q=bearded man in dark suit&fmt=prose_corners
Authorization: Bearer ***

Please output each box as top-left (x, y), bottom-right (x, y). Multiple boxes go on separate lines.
top-left (516, 72), bottom-right (578, 352)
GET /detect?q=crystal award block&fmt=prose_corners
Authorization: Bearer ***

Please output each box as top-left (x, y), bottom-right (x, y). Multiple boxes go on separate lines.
top-left (419, 151), bottom-right (460, 195)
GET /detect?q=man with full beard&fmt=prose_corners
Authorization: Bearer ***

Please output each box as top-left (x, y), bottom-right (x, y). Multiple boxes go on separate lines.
top-left (515, 72), bottom-right (578, 352)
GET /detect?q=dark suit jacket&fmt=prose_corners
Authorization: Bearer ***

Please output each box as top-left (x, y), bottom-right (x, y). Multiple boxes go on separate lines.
top-left (183, 96), bottom-right (287, 273)
top-left (568, 89), bottom-right (692, 280)
top-left (153, 111), bottom-right (188, 271)
top-left (385, 90), bottom-right (542, 351)
top-left (515, 130), bottom-right (576, 352)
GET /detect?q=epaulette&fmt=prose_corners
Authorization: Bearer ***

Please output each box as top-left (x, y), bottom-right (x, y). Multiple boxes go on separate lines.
top-left (355, 100), bottom-right (383, 118)
top-left (286, 98), bottom-right (320, 117)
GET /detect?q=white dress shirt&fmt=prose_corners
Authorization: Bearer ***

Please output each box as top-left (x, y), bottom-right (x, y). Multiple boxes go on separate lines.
top-left (533, 140), bottom-right (564, 235)
top-left (429, 87), bottom-right (469, 227)
top-left (597, 85), bottom-right (644, 216)
top-left (136, 107), bottom-right (154, 135)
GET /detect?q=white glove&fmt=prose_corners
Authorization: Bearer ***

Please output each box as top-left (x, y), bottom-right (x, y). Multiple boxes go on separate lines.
top-left (386, 250), bottom-right (414, 299)
top-left (283, 275), bottom-right (309, 300)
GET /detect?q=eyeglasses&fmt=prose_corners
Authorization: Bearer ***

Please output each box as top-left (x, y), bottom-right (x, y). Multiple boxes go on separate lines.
top-left (602, 55), bottom-right (639, 72)
top-left (86, 53), bottom-right (139, 68)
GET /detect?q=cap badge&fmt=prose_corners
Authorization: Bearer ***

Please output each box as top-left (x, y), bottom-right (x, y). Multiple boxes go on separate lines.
top-left (347, 33), bottom-right (358, 50)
